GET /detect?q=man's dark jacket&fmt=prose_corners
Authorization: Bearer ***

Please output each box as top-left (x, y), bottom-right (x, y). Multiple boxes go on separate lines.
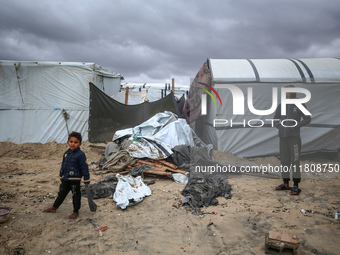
top-left (274, 103), bottom-right (311, 137)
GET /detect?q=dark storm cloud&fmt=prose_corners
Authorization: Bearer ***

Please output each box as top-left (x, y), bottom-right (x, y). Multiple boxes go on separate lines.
top-left (1, 0), bottom-right (339, 84)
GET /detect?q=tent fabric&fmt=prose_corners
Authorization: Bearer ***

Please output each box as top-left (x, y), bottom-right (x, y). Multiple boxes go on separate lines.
top-left (114, 112), bottom-right (194, 159)
top-left (210, 58), bottom-right (340, 83)
top-left (187, 58), bottom-right (340, 157)
top-left (88, 83), bottom-right (185, 143)
top-left (0, 61), bottom-right (123, 144)
top-left (182, 60), bottom-right (212, 123)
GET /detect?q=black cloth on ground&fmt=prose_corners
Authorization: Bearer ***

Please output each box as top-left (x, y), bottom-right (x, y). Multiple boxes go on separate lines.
top-left (81, 175), bottom-right (118, 199)
top-left (181, 158), bottom-right (232, 214)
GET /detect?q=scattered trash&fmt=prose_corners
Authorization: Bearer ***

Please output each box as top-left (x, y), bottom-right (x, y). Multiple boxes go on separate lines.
top-left (98, 226), bottom-right (108, 231)
top-left (172, 173), bottom-right (188, 184)
top-left (91, 220), bottom-right (107, 237)
top-left (113, 174), bottom-right (152, 210)
top-left (207, 221), bottom-right (214, 227)
top-left (0, 205), bottom-right (10, 223)
top-left (300, 209), bottom-right (306, 214)
top-left (25, 210), bottom-right (31, 214)
top-left (335, 211), bottom-right (339, 220)
top-left (265, 231), bottom-right (300, 254)
top-left (255, 212), bottom-right (262, 217)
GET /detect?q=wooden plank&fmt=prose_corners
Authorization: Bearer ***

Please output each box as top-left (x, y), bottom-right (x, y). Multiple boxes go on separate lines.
top-left (152, 166), bottom-right (187, 175)
top-left (165, 168), bottom-right (187, 175)
top-left (137, 160), bottom-right (155, 166)
top-left (157, 160), bottom-right (178, 169)
top-left (144, 169), bottom-right (172, 177)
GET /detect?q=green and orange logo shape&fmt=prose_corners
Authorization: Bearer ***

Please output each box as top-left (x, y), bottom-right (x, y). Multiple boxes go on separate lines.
top-left (198, 82), bottom-right (222, 106)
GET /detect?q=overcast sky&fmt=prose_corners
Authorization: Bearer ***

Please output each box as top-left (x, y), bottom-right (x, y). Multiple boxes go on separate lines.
top-left (1, 0), bottom-right (339, 85)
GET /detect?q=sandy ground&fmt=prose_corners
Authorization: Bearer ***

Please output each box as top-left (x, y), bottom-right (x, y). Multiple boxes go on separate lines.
top-left (1, 142), bottom-right (339, 255)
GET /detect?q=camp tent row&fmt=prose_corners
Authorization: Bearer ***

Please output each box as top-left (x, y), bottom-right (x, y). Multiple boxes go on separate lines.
top-left (184, 58), bottom-right (340, 157)
top-left (0, 61), bottom-right (182, 144)
top-left (112, 82), bottom-right (189, 104)
top-left (0, 61), bottom-right (125, 143)
top-left (2, 58), bottom-right (339, 158)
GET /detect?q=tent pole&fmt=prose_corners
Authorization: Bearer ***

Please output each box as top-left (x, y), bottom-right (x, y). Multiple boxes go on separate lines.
top-left (172, 78), bottom-right (175, 93)
top-left (125, 87), bottom-right (129, 105)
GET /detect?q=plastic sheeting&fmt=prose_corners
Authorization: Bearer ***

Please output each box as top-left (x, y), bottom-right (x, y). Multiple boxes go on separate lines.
top-left (88, 83), bottom-right (185, 143)
top-left (210, 58), bottom-right (340, 83)
top-left (172, 173), bottom-right (188, 184)
top-left (113, 174), bottom-right (152, 210)
top-left (113, 112), bottom-right (194, 159)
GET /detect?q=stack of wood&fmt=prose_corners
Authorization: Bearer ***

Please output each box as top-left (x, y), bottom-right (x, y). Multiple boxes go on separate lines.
top-left (122, 159), bottom-right (187, 178)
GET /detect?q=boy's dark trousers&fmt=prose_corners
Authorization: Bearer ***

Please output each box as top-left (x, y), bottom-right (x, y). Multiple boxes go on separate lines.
top-left (53, 180), bottom-right (81, 213)
top-left (280, 136), bottom-right (301, 185)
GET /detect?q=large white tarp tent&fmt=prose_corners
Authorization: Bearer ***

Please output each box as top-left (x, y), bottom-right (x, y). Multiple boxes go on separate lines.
top-left (0, 61), bottom-right (123, 144)
top-left (186, 58), bottom-right (340, 157)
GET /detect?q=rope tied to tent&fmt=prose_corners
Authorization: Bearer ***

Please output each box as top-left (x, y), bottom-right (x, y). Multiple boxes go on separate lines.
top-left (62, 109), bottom-right (70, 134)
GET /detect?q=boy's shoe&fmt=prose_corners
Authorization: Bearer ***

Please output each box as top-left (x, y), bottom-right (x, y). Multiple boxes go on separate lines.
top-left (43, 206), bottom-right (57, 213)
top-left (68, 212), bottom-right (79, 219)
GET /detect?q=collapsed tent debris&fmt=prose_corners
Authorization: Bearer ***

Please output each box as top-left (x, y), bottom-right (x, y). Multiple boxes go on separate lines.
top-left (111, 111), bottom-right (194, 159)
top-left (85, 111), bottom-right (232, 212)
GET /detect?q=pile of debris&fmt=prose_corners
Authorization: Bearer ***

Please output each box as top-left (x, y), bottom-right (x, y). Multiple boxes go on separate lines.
top-left (85, 111), bottom-right (232, 212)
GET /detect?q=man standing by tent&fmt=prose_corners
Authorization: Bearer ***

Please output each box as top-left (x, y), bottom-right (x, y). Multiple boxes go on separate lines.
top-left (274, 85), bottom-right (311, 195)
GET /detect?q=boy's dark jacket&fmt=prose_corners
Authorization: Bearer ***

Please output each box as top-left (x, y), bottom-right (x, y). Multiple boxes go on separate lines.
top-left (59, 147), bottom-right (90, 183)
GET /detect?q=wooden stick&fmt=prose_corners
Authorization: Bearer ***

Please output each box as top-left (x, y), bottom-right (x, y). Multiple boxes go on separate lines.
top-left (157, 160), bottom-right (178, 169)
top-left (125, 87), bottom-right (129, 105)
top-left (152, 166), bottom-right (168, 172)
top-left (153, 166), bottom-right (187, 175)
top-left (165, 168), bottom-right (187, 175)
top-left (144, 170), bottom-right (172, 177)
top-left (172, 78), bottom-right (175, 93)
top-left (137, 160), bottom-right (155, 166)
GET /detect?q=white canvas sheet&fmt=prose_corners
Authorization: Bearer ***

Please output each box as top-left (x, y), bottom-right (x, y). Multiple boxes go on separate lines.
top-left (0, 110), bottom-right (88, 144)
top-left (203, 81), bottom-right (340, 157)
top-left (0, 61), bottom-right (122, 143)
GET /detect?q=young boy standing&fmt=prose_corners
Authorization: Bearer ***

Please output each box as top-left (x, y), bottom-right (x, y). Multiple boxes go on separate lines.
top-left (43, 131), bottom-right (90, 219)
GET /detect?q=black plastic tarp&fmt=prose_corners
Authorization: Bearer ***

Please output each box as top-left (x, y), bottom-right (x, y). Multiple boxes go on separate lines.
top-left (88, 83), bottom-right (184, 143)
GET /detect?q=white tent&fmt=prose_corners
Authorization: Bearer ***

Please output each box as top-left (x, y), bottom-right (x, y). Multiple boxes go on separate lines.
top-left (0, 61), bottom-right (123, 144)
top-left (193, 58), bottom-right (340, 157)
